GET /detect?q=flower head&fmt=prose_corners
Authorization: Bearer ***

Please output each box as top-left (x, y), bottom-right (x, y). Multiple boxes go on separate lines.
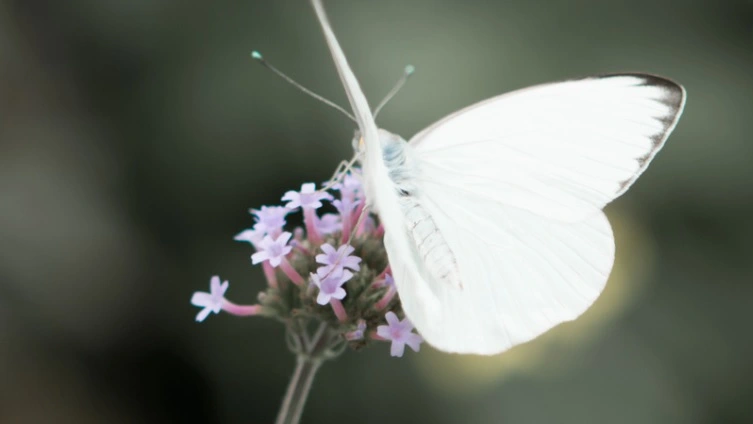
top-left (197, 164), bottom-right (414, 359)
top-left (316, 243), bottom-right (361, 275)
top-left (190, 276), bottom-right (229, 322)
top-left (311, 267), bottom-right (353, 306)
top-left (377, 312), bottom-right (423, 357)
top-left (251, 206), bottom-right (289, 236)
top-left (251, 232), bottom-right (293, 267)
top-left (282, 183), bottom-right (333, 211)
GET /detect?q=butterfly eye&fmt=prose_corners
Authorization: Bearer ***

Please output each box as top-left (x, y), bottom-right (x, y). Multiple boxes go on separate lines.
top-left (351, 131), bottom-right (364, 154)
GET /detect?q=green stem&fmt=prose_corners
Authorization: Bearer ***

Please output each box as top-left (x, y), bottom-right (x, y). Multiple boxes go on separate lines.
top-left (275, 355), bottom-right (322, 424)
top-left (275, 323), bottom-right (332, 424)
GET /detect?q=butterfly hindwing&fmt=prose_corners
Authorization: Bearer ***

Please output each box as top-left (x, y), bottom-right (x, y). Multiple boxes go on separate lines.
top-left (395, 184), bottom-right (614, 354)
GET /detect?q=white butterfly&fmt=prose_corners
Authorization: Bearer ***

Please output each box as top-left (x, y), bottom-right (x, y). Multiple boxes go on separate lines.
top-left (311, 0), bottom-right (686, 354)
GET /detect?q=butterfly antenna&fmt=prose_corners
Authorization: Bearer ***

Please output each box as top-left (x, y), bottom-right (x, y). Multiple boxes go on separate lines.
top-left (373, 65), bottom-right (415, 119)
top-left (251, 51), bottom-right (357, 123)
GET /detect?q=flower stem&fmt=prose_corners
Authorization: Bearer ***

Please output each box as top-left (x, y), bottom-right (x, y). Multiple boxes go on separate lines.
top-left (303, 208), bottom-right (322, 245)
top-left (221, 301), bottom-right (260, 317)
top-left (280, 258), bottom-right (305, 286)
top-left (262, 262), bottom-right (278, 288)
top-left (275, 323), bottom-right (338, 424)
top-left (275, 354), bottom-right (322, 424)
top-left (374, 286), bottom-right (396, 311)
top-left (329, 299), bottom-right (348, 322)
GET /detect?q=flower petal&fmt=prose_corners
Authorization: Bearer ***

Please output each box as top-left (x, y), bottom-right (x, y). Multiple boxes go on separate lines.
top-left (234, 229), bottom-right (260, 244)
top-left (195, 307), bottom-right (212, 322)
top-left (376, 325), bottom-right (390, 339)
top-left (339, 245), bottom-right (355, 256)
top-left (278, 232), bottom-right (293, 245)
top-left (390, 341), bottom-right (406, 357)
top-left (385, 311), bottom-right (400, 327)
top-left (320, 243), bottom-right (336, 256)
top-left (405, 334), bottom-right (423, 352)
top-left (251, 251), bottom-right (268, 265)
top-left (190, 292), bottom-right (211, 307)
top-left (210, 276), bottom-right (221, 293)
top-left (268, 255), bottom-right (282, 267)
top-left (333, 287), bottom-right (347, 300)
top-left (316, 291), bottom-right (330, 305)
top-left (281, 191), bottom-right (298, 202)
top-left (301, 183), bottom-right (316, 193)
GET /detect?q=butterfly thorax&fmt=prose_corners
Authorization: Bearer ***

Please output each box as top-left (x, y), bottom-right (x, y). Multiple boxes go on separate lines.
top-left (375, 129), bottom-right (419, 196)
top-left (352, 129), bottom-right (418, 207)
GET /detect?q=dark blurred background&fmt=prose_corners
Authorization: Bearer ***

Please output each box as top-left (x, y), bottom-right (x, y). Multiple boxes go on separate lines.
top-left (1, 0), bottom-right (752, 423)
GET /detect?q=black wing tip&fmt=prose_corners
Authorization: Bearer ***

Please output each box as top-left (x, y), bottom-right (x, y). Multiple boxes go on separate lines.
top-left (592, 73), bottom-right (686, 197)
top-left (593, 72), bottom-right (686, 111)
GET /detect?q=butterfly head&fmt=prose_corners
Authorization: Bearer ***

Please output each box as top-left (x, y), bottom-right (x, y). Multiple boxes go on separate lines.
top-left (351, 129), bottom-right (365, 158)
top-left (351, 128), bottom-right (408, 159)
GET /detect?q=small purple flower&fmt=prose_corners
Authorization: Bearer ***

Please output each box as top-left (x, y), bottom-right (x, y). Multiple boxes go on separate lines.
top-left (190, 276), bottom-right (229, 322)
top-left (360, 215), bottom-right (376, 234)
top-left (251, 206), bottom-right (289, 236)
top-left (311, 267), bottom-right (353, 305)
top-left (282, 183), bottom-right (333, 211)
top-left (333, 198), bottom-right (359, 219)
top-left (377, 312), bottom-right (423, 357)
top-left (333, 172), bottom-right (363, 201)
top-left (345, 320), bottom-right (367, 341)
top-left (374, 273), bottom-right (396, 310)
top-left (316, 213), bottom-right (342, 235)
top-left (316, 243), bottom-right (361, 275)
top-left (251, 232), bottom-right (293, 267)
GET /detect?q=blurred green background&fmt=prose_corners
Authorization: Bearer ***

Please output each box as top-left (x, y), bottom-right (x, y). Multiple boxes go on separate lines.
top-left (1, 0), bottom-right (752, 422)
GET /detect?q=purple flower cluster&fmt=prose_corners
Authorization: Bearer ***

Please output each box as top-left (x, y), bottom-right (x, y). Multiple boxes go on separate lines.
top-left (190, 169), bottom-right (422, 357)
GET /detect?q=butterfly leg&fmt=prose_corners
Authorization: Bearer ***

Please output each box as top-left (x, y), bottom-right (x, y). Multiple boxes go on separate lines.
top-left (346, 204), bottom-right (369, 245)
top-left (320, 154), bottom-right (359, 192)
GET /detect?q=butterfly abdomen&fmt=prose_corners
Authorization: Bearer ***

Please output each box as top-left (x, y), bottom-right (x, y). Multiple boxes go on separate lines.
top-left (378, 129), bottom-right (463, 290)
top-left (401, 197), bottom-right (463, 290)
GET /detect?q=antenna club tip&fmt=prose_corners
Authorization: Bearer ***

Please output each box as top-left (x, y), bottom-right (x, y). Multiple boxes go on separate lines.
top-left (405, 65), bottom-right (415, 75)
top-left (251, 51), bottom-right (263, 60)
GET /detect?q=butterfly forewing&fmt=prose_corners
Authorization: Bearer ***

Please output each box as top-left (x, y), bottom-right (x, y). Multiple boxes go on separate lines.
top-left (410, 74), bottom-right (686, 222)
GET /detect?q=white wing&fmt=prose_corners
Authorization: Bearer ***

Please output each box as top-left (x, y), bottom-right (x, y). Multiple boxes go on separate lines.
top-left (396, 195), bottom-right (614, 354)
top-left (411, 75), bottom-right (686, 222)
top-left (394, 74), bottom-right (685, 353)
